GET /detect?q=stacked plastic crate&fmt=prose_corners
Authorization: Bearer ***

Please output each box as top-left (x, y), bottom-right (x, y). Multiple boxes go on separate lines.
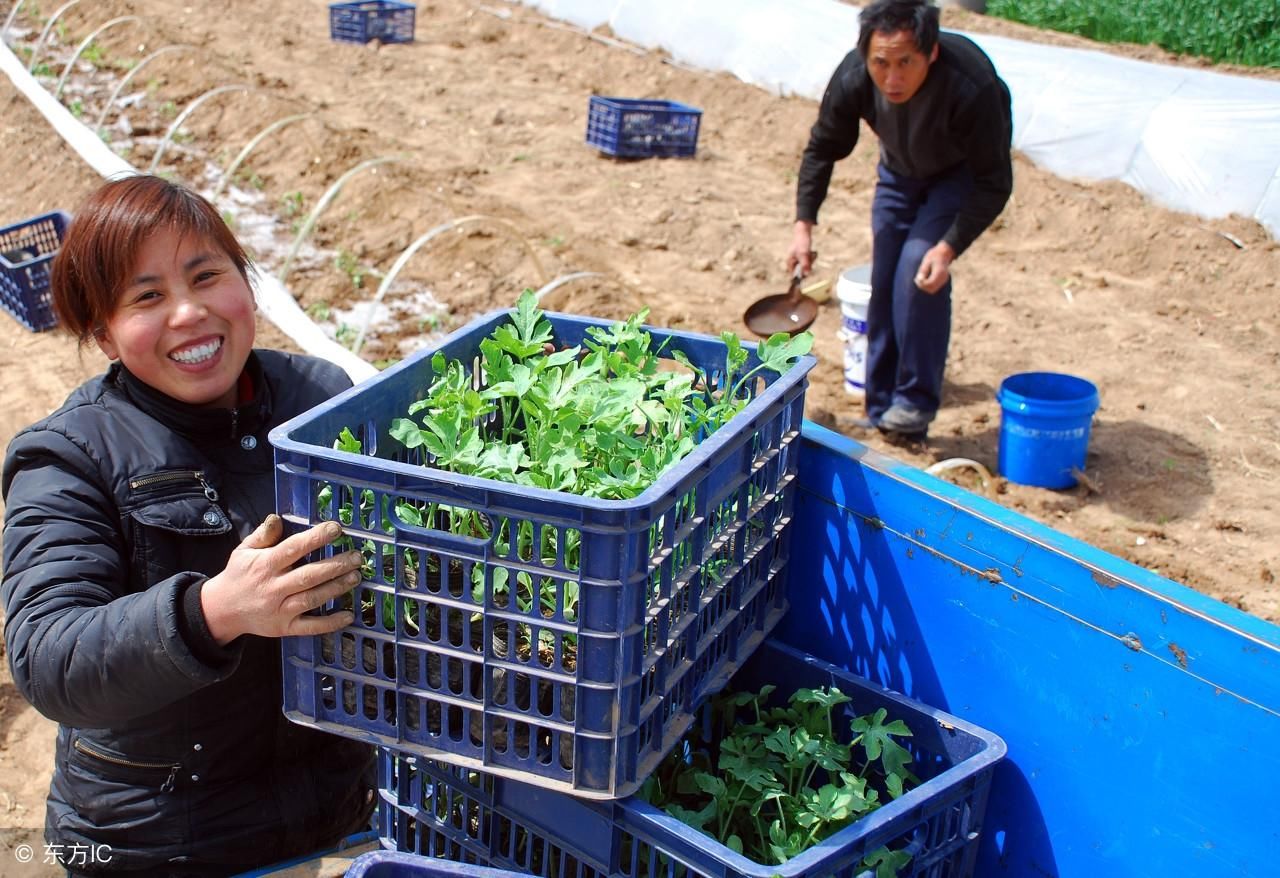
top-left (374, 641), bottom-right (1006, 878)
top-left (345, 851), bottom-right (532, 878)
top-left (271, 305), bottom-right (1003, 878)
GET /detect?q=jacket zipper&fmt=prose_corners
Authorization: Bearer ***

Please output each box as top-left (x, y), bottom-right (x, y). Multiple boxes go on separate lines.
top-left (73, 738), bottom-right (180, 792)
top-left (129, 470), bottom-right (220, 502)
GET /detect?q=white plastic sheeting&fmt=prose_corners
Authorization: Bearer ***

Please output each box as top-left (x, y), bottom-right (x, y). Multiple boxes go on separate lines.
top-left (0, 37), bottom-right (133, 180)
top-left (985, 34), bottom-right (1280, 237)
top-left (521, 0), bottom-right (1280, 238)
top-left (0, 40), bottom-right (379, 382)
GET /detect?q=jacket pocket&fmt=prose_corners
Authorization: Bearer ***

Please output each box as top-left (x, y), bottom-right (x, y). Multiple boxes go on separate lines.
top-left (58, 732), bottom-right (185, 848)
top-left (122, 473), bottom-right (234, 583)
top-left (124, 470), bottom-right (231, 535)
top-left (69, 733), bottom-right (181, 792)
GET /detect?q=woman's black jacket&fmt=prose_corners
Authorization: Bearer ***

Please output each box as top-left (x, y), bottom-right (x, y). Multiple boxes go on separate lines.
top-left (1, 349), bottom-right (373, 874)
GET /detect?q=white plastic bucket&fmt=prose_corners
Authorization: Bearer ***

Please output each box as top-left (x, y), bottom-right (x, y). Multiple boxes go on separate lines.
top-left (836, 264), bottom-right (871, 395)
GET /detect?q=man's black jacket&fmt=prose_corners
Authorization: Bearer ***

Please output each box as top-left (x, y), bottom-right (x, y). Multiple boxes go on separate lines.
top-left (797, 31), bottom-right (1014, 256)
top-left (2, 349), bottom-right (373, 874)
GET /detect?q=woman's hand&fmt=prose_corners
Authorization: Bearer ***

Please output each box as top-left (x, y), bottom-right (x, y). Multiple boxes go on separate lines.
top-left (202, 515), bottom-right (361, 645)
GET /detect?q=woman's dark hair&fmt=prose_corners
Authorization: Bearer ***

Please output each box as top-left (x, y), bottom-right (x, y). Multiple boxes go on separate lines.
top-left (52, 174), bottom-right (251, 347)
top-left (857, 0), bottom-right (941, 59)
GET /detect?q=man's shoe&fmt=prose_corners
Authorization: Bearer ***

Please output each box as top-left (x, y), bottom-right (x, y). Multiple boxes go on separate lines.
top-left (877, 404), bottom-right (934, 435)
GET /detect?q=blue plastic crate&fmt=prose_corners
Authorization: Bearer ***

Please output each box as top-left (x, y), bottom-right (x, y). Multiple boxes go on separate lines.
top-left (330, 1), bottom-right (416, 44)
top-left (376, 640), bottom-right (1006, 878)
top-left (585, 96), bottom-right (702, 158)
top-left (271, 308), bottom-right (815, 798)
top-left (0, 210), bottom-right (69, 332)
top-left (347, 851), bottom-right (532, 878)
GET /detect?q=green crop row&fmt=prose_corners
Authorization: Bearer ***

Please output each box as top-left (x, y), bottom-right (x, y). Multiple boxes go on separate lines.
top-left (987, 0), bottom-right (1280, 68)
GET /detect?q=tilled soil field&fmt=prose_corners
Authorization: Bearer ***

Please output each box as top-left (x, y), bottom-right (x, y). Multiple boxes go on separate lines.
top-left (1, 1), bottom-right (1278, 871)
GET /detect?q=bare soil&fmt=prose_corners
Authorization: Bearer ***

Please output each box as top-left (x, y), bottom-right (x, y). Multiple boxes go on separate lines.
top-left (1, 1), bottom-right (1278, 871)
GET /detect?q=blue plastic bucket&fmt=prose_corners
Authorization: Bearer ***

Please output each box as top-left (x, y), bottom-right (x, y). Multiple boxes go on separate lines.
top-left (997, 372), bottom-right (1099, 489)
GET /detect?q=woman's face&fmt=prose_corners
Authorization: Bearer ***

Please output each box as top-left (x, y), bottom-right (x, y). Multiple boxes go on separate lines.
top-left (95, 228), bottom-right (255, 408)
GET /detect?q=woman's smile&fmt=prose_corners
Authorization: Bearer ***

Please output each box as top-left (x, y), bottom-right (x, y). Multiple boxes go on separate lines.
top-left (94, 229), bottom-right (255, 408)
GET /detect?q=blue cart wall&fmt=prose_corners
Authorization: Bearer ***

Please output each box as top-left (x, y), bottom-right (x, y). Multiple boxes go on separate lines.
top-left (777, 424), bottom-right (1280, 877)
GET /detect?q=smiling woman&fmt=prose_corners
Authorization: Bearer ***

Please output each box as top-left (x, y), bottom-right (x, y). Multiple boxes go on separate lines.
top-left (89, 227), bottom-right (256, 408)
top-left (0, 175), bottom-right (377, 874)
top-left (51, 178), bottom-right (263, 408)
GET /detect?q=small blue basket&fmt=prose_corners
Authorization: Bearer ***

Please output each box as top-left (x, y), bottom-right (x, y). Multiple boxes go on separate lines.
top-left (376, 639), bottom-right (1006, 878)
top-left (0, 210), bottom-right (70, 332)
top-left (347, 851), bottom-right (532, 878)
top-left (330, 1), bottom-right (416, 44)
top-left (585, 96), bottom-right (702, 158)
top-left (272, 308), bottom-right (814, 798)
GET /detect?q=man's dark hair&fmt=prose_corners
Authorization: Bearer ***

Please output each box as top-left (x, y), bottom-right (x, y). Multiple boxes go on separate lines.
top-left (856, 0), bottom-right (941, 59)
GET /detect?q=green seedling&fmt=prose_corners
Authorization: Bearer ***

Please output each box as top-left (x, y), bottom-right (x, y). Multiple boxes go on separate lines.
top-left (388, 291), bottom-right (808, 503)
top-left (988, 0), bottom-right (1279, 67)
top-left (335, 322), bottom-right (359, 348)
top-left (334, 250), bottom-right (366, 290)
top-left (235, 168), bottom-right (265, 191)
top-left (640, 684), bottom-right (918, 874)
top-left (326, 292), bottom-right (809, 665)
top-left (280, 190), bottom-right (305, 218)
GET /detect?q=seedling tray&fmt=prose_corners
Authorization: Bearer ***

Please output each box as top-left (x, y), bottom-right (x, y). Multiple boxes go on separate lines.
top-left (272, 307), bottom-right (814, 797)
top-left (376, 639), bottom-right (1007, 878)
top-left (0, 210), bottom-right (70, 332)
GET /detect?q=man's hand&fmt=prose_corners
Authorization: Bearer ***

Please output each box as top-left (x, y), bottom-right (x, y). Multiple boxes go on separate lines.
top-left (786, 220), bottom-right (816, 277)
top-left (202, 515), bottom-right (362, 645)
top-left (914, 241), bottom-right (957, 294)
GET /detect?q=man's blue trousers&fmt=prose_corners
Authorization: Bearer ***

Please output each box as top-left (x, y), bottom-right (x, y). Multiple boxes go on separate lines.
top-left (866, 162), bottom-right (974, 423)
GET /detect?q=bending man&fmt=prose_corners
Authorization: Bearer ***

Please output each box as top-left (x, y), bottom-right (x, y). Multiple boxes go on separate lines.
top-left (788, 0), bottom-right (1013, 438)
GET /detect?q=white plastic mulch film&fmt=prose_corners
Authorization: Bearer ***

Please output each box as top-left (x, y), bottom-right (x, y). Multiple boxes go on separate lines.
top-left (0, 35), bottom-right (378, 382)
top-left (521, 0), bottom-right (1280, 238)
